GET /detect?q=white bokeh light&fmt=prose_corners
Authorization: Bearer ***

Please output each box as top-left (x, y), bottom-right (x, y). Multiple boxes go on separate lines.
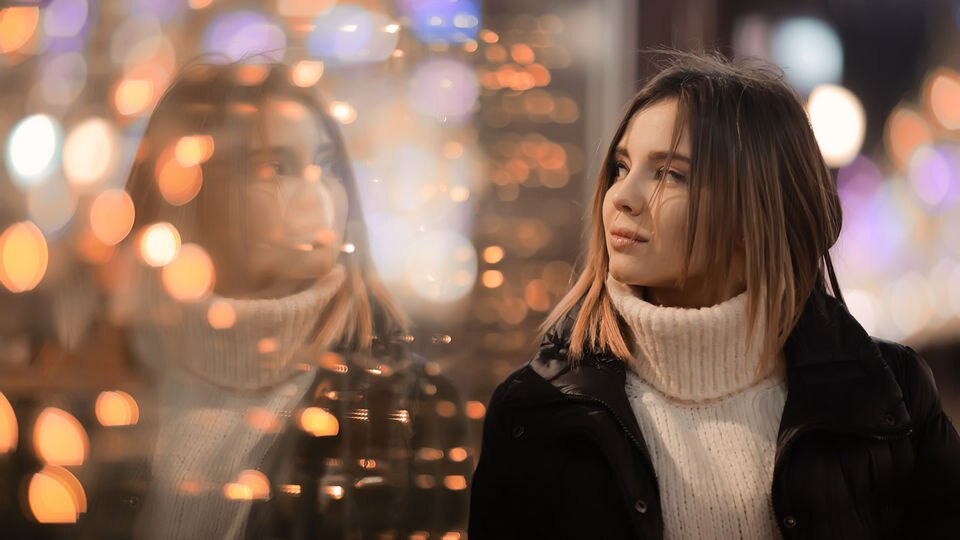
top-left (771, 17), bottom-right (843, 95)
top-left (5, 114), bottom-right (62, 190)
top-left (807, 84), bottom-right (865, 168)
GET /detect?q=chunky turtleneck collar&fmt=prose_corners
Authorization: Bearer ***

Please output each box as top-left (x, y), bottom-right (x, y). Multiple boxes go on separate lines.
top-left (606, 274), bottom-right (781, 403)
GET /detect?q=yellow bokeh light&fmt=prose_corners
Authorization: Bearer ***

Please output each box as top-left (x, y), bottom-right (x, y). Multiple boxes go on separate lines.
top-left (161, 243), bottom-right (215, 302)
top-left (443, 475), bottom-right (467, 490)
top-left (155, 147), bottom-right (203, 206)
top-left (235, 64), bottom-right (269, 86)
top-left (114, 79), bottom-right (155, 116)
top-left (435, 400), bottom-right (457, 417)
top-left (481, 270), bottom-right (504, 288)
top-left (0, 7), bottom-right (39, 54)
top-left (33, 407), bottom-right (88, 466)
top-left (139, 222), bottom-right (181, 267)
top-left (28, 465), bottom-right (86, 523)
top-left (89, 189), bottom-right (135, 246)
top-left (95, 391), bottom-right (139, 427)
top-left (329, 101), bottom-right (357, 124)
top-left (0, 392), bottom-right (17, 452)
top-left (189, 0), bottom-right (213, 8)
top-left (0, 221), bottom-right (48, 293)
top-left (174, 135), bottom-right (215, 167)
top-left (291, 60), bottom-right (324, 87)
top-left (298, 407), bottom-right (339, 437)
top-left (524, 279), bottom-right (551, 312)
top-left (207, 301), bottom-right (237, 329)
top-left (482, 246), bottom-right (504, 264)
top-left (223, 482), bottom-right (253, 500)
top-left (885, 106), bottom-right (933, 170)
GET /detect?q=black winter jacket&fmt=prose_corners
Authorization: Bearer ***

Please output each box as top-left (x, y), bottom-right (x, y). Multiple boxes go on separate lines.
top-left (469, 286), bottom-right (960, 539)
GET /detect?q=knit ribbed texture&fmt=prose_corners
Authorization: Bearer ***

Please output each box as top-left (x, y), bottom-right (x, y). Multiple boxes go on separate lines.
top-left (607, 274), bottom-right (786, 540)
top-left (118, 260), bottom-right (348, 539)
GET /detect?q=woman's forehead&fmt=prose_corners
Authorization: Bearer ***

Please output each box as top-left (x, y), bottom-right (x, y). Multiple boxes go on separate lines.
top-left (253, 97), bottom-right (332, 155)
top-left (619, 98), bottom-right (691, 155)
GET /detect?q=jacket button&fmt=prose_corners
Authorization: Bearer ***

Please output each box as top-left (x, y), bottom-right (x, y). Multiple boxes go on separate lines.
top-left (511, 424), bottom-right (525, 438)
top-left (123, 495), bottom-right (141, 510)
top-left (783, 515), bottom-right (797, 528)
top-left (634, 499), bottom-right (647, 514)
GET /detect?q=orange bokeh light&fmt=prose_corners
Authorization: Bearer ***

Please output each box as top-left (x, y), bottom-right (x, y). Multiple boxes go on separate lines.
top-left (161, 243), bottom-right (215, 302)
top-left (27, 465), bottom-right (87, 524)
top-left (95, 391), bottom-right (139, 427)
top-left (298, 407), bottom-right (339, 437)
top-left (114, 78), bottom-right (155, 116)
top-left (291, 60), bottom-right (324, 87)
top-left (925, 68), bottom-right (960, 131)
top-left (174, 135), bottom-right (215, 167)
top-left (0, 392), bottom-right (17, 452)
top-left (207, 301), bottom-right (237, 329)
top-left (155, 146), bottom-right (203, 206)
top-left (885, 106), bottom-right (933, 170)
top-left (0, 7), bottom-right (39, 54)
top-left (33, 408), bottom-right (88, 466)
top-left (0, 221), bottom-right (48, 293)
top-left (89, 189), bottom-right (135, 246)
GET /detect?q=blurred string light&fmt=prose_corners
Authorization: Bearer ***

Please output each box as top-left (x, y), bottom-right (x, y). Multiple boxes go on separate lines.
top-left (306, 4), bottom-right (398, 65)
top-left (0, 6), bottom-right (40, 54)
top-left (299, 407), bottom-right (339, 436)
top-left (923, 67), bottom-right (960, 131)
top-left (406, 230), bottom-right (477, 302)
top-left (408, 58), bottom-right (479, 121)
top-left (770, 16), bottom-right (842, 95)
top-left (291, 60), bottom-right (324, 87)
top-left (397, 0), bottom-right (480, 45)
top-left (806, 84), bottom-right (865, 168)
top-left (885, 105), bottom-right (933, 170)
top-left (907, 145), bottom-right (960, 210)
top-left (0, 392), bottom-right (17, 452)
top-left (0, 221), bottom-right (48, 293)
top-left (33, 407), bottom-right (88, 466)
top-left (63, 117), bottom-right (119, 188)
top-left (5, 114), bottom-right (62, 190)
top-left (224, 470), bottom-right (270, 500)
top-left (202, 10), bottom-right (286, 62)
top-left (161, 243), bottom-right (215, 302)
top-left (28, 465), bottom-right (87, 524)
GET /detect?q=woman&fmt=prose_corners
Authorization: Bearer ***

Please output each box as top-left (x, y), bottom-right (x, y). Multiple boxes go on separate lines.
top-left (101, 62), bottom-right (422, 539)
top-left (469, 51), bottom-right (960, 539)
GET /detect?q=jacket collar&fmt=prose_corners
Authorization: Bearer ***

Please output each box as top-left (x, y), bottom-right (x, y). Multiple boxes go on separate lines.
top-left (524, 283), bottom-right (913, 459)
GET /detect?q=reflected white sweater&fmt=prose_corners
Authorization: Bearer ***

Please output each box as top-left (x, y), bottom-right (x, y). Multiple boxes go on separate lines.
top-left (607, 276), bottom-right (786, 540)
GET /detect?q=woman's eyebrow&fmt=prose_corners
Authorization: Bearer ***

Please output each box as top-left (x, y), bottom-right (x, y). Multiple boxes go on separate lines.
top-left (648, 150), bottom-right (691, 164)
top-left (614, 146), bottom-right (629, 160)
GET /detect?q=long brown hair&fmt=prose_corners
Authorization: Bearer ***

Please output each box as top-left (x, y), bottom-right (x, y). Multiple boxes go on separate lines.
top-left (123, 61), bottom-right (405, 351)
top-left (542, 50), bottom-right (845, 374)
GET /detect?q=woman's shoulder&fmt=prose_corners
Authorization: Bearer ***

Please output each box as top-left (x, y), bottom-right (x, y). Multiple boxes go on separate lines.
top-left (870, 336), bottom-right (943, 423)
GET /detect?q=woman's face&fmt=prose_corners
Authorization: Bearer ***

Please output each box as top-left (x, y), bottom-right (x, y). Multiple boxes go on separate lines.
top-left (243, 97), bottom-right (349, 288)
top-left (602, 98), bottom-right (742, 307)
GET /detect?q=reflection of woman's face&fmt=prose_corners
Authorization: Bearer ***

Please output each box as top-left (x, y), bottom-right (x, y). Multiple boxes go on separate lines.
top-left (244, 97), bottom-right (349, 286)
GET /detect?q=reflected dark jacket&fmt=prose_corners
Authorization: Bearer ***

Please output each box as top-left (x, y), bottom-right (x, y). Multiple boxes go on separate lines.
top-left (468, 285), bottom-right (960, 539)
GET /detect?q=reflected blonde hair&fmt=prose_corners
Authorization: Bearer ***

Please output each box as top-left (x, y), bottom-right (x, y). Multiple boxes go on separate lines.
top-left (541, 51), bottom-right (845, 373)
top-left (124, 61), bottom-right (405, 351)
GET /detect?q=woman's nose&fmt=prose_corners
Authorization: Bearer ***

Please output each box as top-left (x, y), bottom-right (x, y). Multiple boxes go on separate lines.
top-left (611, 178), bottom-right (647, 216)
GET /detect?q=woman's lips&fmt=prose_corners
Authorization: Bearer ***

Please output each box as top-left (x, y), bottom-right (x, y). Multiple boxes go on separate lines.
top-left (609, 231), bottom-right (649, 251)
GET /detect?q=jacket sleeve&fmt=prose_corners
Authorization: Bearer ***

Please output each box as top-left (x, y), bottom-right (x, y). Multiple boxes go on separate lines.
top-left (894, 344), bottom-right (960, 537)
top-left (467, 368), bottom-right (526, 539)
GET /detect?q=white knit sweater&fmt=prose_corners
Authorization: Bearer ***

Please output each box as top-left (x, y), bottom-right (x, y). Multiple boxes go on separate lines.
top-left (114, 261), bottom-right (347, 540)
top-left (607, 276), bottom-right (786, 540)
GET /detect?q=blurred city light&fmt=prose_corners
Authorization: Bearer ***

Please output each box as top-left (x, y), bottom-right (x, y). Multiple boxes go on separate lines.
top-left (806, 84), bottom-right (865, 168)
top-left (771, 16), bottom-right (843, 95)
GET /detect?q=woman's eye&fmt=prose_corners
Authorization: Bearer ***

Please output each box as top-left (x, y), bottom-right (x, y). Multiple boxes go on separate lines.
top-left (612, 161), bottom-right (629, 180)
top-left (654, 167), bottom-right (687, 183)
